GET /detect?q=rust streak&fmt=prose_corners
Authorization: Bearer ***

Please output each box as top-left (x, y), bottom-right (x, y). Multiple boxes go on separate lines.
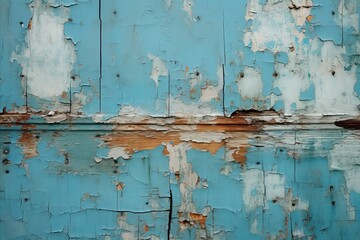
top-left (17, 125), bottom-right (39, 159)
top-left (334, 118), bottom-right (360, 129)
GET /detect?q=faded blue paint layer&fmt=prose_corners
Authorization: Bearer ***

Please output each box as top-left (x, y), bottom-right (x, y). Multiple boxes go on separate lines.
top-left (0, 0), bottom-right (30, 113)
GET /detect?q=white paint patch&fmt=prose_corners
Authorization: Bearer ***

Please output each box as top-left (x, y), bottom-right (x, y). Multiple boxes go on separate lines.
top-left (147, 54), bottom-right (168, 87)
top-left (292, 229), bottom-right (305, 238)
top-left (243, 169), bottom-right (265, 210)
top-left (167, 143), bottom-right (198, 214)
top-left (342, 0), bottom-right (359, 33)
top-left (108, 147), bottom-right (130, 160)
top-left (343, 185), bottom-right (356, 220)
top-left (164, 0), bottom-right (172, 8)
top-left (180, 132), bottom-right (228, 143)
top-left (117, 213), bottom-right (137, 240)
top-left (237, 67), bottom-right (263, 99)
top-left (200, 66), bottom-right (223, 102)
top-left (244, 0), bottom-right (305, 52)
top-left (183, 0), bottom-right (194, 20)
top-left (44, 114), bottom-right (67, 123)
top-left (169, 96), bottom-right (223, 117)
top-left (12, 0), bottom-right (76, 99)
top-left (250, 219), bottom-right (258, 234)
top-left (290, 0), bottom-right (313, 26)
top-left (310, 41), bottom-right (359, 115)
top-left (265, 173), bottom-right (285, 200)
top-left (329, 135), bottom-right (360, 193)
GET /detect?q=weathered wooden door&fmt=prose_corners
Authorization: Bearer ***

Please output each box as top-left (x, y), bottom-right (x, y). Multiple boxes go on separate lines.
top-left (1, 0), bottom-right (360, 239)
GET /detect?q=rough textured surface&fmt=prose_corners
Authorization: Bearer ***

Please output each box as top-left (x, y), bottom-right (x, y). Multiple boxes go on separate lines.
top-left (1, 0), bottom-right (360, 239)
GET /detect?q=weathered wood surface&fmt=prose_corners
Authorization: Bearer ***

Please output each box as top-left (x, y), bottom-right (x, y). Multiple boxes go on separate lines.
top-left (1, 0), bottom-right (360, 239)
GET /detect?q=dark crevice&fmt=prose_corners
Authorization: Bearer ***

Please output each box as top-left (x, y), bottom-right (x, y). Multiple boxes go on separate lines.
top-left (168, 72), bottom-right (171, 117)
top-left (167, 189), bottom-right (173, 240)
top-left (69, 79), bottom-right (72, 114)
top-left (99, 0), bottom-right (102, 113)
top-left (222, 6), bottom-right (226, 117)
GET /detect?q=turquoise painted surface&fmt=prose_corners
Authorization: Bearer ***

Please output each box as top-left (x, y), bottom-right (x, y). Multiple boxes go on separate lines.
top-left (1, 0), bottom-right (360, 239)
top-left (1, 128), bottom-right (360, 239)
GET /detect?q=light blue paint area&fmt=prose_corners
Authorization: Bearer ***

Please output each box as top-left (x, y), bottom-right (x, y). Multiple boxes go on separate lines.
top-left (103, 0), bottom-right (224, 116)
top-left (166, 0), bottom-right (224, 115)
top-left (101, 1), bottom-right (171, 116)
top-left (27, 94), bottom-right (70, 113)
top-left (212, 208), bottom-right (260, 239)
top-left (254, 50), bottom-right (275, 96)
top-left (300, 82), bottom-right (315, 101)
top-left (188, 148), bottom-right (244, 212)
top-left (272, 87), bottom-right (282, 96)
top-left (290, 102), bottom-right (297, 111)
top-left (0, 0), bottom-right (30, 112)
top-left (273, 100), bottom-right (284, 112)
top-left (223, 1), bottom-right (280, 115)
top-left (311, 0), bottom-right (343, 45)
top-left (25, 2), bottom-right (74, 113)
top-left (275, 52), bottom-right (289, 64)
top-left (64, 0), bottom-right (100, 115)
top-left (47, 0), bottom-right (77, 7)
top-left (117, 148), bottom-right (170, 211)
top-left (0, 131), bottom-right (24, 165)
top-left (263, 203), bottom-right (289, 237)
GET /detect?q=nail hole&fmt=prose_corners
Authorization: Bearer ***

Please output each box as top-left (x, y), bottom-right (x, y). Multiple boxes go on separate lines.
top-left (3, 149), bottom-right (9, 154)
top-left (331, 70), bottom-right (336, 76)
top-left (273, 71), bottom-right (279, 77)
top-left (24, 198), bottom-right (29, 202)
top-left (5, 170), bottom-right (10, 174)
top-left (114, 159), bottom-right (118, 164)
top-left (195, 72), bottom-right (200, 76)
top-left (331, 11), bottom-right (335, 15)
top-left (116, 73), bottom-right (120, 78)
top-left (113, 11), bottom-right (117, 15)
top-left (329, 185), bottom-right (334, 191)
top-left (332, 201), bottom-right (336, 206)
top-left (256, 162), bottom-right (260, 165)
top-left (239, 72), bottom-right (245, 78)
top-left (2, 159), bottom-right (10, 165)
top-left (20, 21), bottom-right (24, 25)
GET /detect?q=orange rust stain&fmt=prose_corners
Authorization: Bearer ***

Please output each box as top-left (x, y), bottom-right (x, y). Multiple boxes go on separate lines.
top-left (190, 88), bottom-right (197, 96)
top-left (17, 125), bottom-right (39, 159)
top-left (230, 147), bottom-right (247, 165)
top-left (144, 224), bottom-right (149, 232)
top-left (27, 18), bottom-right (32, 30)
top-left (190, 141), bottom-right (224, 155)
top-left (102, 131), bottom-right (181, 154)
top-left (163, 146), bottom-right (170, 156)
top-left (102, 131), bottom-right (226, 157)
top-left (116, 182), bottom-right (125, 191)
top-left (0, 114), bottom-right (31, 125)
top-left (178, 212), bottom-right (207, 229)
top-left (185, 66), bottom-right (189, 72)
top-left (306, 15), bottom-right (313, 22)
top-left (189, 212), bottom-right (207, 228)
top-left (61, 91), bottom-right (68, 99)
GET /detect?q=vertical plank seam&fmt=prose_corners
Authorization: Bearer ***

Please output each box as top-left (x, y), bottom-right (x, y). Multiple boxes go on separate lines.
top-left (99, 0), bottom-right (102, 113)
top-left (222, 4), bottom-right (226, 117)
